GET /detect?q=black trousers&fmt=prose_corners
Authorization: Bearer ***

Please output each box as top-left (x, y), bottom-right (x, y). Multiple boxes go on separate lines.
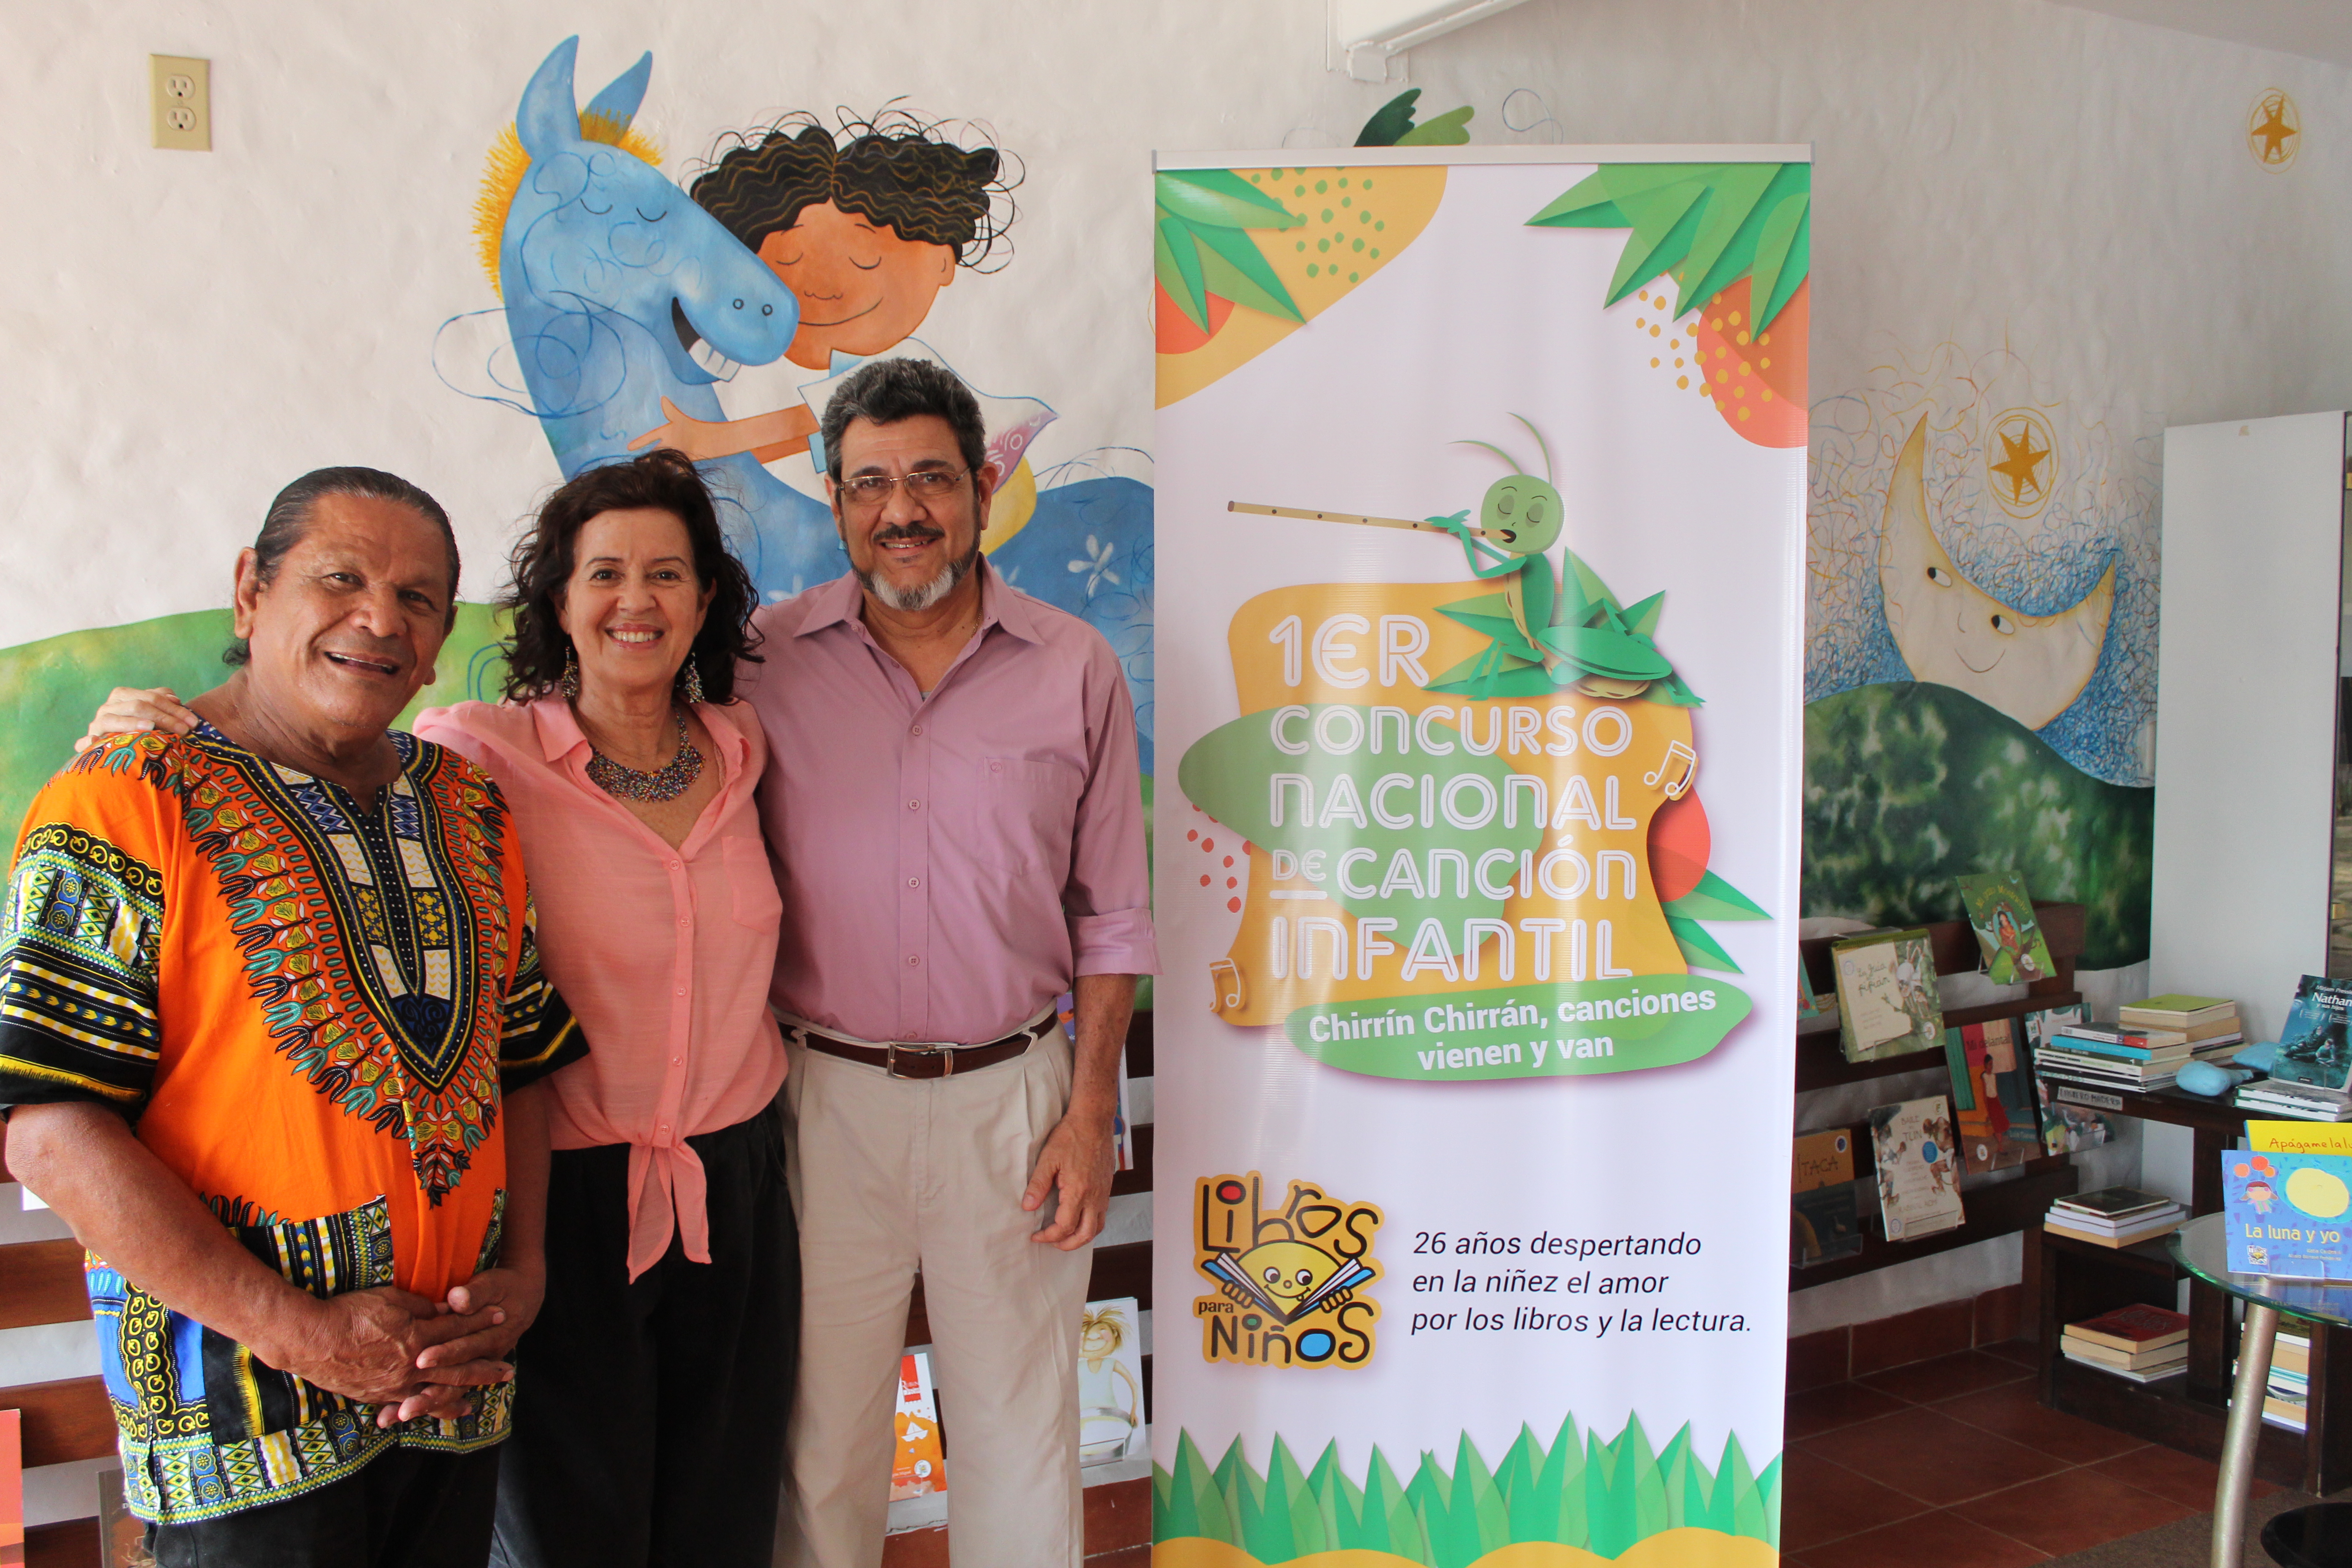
top-left (145, 1445), bottom-right (502, 1568)
top-left (490, 1105), bottom-right (799, 1568)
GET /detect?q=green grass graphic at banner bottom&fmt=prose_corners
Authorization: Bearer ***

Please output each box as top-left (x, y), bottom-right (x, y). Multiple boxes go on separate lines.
top-left (1153, 1413), bottom-right (1779, 1564)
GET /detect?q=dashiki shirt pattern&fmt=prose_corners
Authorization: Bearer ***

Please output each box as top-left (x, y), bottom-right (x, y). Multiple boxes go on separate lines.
top-left (0, 725), bottom-right (584, 1524)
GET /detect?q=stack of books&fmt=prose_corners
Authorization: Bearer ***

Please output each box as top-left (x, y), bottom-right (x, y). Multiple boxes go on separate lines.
top-left (2062, 1303), bottom-right (2189, 1382)
top-left (2245, 1328), bottom-right (2313, 1431)
top-left (2118, 994), bottom-right (2245, 1063)
top-left (2236, 1078), bottom-right (2352, 1121)
top-left (2035, 1020), bottom-right (2194, 1093)
top-left (2043, 1186), bottom-right (2188, 1249)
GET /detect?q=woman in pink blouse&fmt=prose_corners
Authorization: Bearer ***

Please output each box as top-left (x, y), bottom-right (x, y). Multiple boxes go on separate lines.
top-left (85, 449), bottom-right (794, 1568)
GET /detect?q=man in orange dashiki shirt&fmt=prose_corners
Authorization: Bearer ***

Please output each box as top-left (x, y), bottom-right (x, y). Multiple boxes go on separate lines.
top-left (0, 468), bottom-right (583, 1565)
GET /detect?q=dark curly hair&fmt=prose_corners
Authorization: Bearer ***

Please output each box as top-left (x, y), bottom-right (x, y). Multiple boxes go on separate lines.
top-left (499, 449), bottom-right (763, 704)
top-left (689, 107), bottom-right (1018, 271)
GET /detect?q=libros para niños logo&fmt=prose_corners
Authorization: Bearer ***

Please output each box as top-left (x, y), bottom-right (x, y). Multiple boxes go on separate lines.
top-left (1193, 1172), bottom-right (1382, 1369)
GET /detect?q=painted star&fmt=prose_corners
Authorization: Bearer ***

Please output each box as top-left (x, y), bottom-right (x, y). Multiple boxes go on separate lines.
top-left (1990, 424), bottom-right (2049, 505)
top-left (2254, 100), bottom-right (2297, 162)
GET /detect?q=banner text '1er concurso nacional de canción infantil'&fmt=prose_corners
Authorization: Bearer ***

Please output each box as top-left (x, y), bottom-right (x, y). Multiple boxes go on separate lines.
top-left (1151, 147), bottom-right (1809, 1568)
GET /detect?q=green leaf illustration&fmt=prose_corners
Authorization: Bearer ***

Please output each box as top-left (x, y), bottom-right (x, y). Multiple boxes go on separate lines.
top-left (1668, 913), bottom-right (1745, 974)
top-left (1397, 105), bottom-right (1474, 145)
top-left (1528, 161), bottom-right (1813, 331)
top-left (1192, 220), bottom-right (1307, 323)
top-left (1663, 869), bottom-right (1771, 923)
top-left (1156, 168), bottom-right (1301, 229)
top-left (1156, 214), bottom-right (1210, 330)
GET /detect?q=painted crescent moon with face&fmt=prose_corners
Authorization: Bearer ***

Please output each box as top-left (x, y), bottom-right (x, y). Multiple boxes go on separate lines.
top-left (1877, 416), bottom-right (2116, 732)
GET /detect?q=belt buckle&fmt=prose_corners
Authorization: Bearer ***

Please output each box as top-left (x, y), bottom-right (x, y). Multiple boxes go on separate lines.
top-left (884, 1041), bottom-right (951, 1079)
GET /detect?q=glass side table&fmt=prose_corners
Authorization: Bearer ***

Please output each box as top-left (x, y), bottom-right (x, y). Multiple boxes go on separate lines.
top-left (2172, 1213), bottom-right (2352, 1568)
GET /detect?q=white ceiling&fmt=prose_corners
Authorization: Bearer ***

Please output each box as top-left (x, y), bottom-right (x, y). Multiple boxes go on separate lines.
top-left (2052, 0), bottom-right (2352, 68)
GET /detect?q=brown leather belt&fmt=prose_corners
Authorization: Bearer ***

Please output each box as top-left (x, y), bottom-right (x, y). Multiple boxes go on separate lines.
top-left (793, 1015), bottom-right (1056, 1080)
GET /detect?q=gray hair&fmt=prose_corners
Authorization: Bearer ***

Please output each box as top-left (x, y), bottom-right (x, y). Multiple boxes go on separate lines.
top-left (224, 467), bottom-right (460, 666)
top-left (818, 358), bottom-right (988, 484)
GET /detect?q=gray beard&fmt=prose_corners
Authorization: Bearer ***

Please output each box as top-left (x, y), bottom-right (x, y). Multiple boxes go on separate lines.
top-left (862, 538), bottom-right (980, 612)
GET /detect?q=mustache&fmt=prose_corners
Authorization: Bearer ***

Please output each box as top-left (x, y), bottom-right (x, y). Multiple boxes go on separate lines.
top-left (871, 522), bottom-right (946, 544)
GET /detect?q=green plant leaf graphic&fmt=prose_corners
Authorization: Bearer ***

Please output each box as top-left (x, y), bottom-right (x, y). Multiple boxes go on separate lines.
top-left (1667, 913), bottom-right (1746, 973)
top-left (1156, 168), bottom-right (1300, 229)
top-left (1155, 214), bottom-right (1210, 330)
top-left (1663, 869), bottom-right (1772, 922)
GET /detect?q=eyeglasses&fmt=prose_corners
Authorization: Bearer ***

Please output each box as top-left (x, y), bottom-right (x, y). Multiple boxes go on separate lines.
top-left (836, 468), bottom-right (971, 510)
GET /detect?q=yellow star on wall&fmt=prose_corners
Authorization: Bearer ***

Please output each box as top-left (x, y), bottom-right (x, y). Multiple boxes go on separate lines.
top-left (1989, 421), bottom-right (2050, 507)
top-left (2249, 89), bottom-right (2300, 169)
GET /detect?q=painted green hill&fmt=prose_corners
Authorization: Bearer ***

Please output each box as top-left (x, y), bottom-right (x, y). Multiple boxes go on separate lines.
top-left (1804, 681), bottom-right (2152, 970)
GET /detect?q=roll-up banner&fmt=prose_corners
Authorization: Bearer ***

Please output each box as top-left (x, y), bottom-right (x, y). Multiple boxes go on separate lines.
top-left (1151, 147), bottom-right (1809, 1568)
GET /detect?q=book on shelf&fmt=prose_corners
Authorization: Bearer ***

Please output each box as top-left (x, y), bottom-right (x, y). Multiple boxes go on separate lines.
top-left (2236, 1082), bottom-right (2352, 1122)
top-left (1832, 929), bottom-right (1945, 1064)
top-left (2054, 1186), bottom-right (2177, 1222)
top-left (891, 1352), bottom-right (947, 1500)
top-left (2062, 1333), bottom-right (2190, 1373)
top-left (2273, 975), bottom-right (2352, 1092)
top-left (1796, 971), bottom-right (1838, 1033)
top-left (1078, 1297), bottom-right (1148, 1465)
top-left (2044, 1187), bottom-right (2186, 1248)
top-left (2250, 1122), bottom-right (2352, 1155)
top-left (2062, 1341), bottom-right (2186, 1382)
top-left (2224, 1147), bottom-right (2352, 1279)
top-left (1792, 1129), bottom-right (1865, 1268)
top-left (2049, 1021), bottom-right (2170, 1048)
top-left (2121, 994), bottom-right (2239, 1029)
top-left (2046, 1029), bottom-right (2195, 1062)
top-left (1868, 1096), bottom-right (1965, 1241)
top-left (2038, 1076), bottom-right (2116, 1152)
top-left (0, 1408), bottom-right (17, 1568)
top-left (2239, 1328), bottom-right (2314, 1431)
top-left (1956, 871), bottom-right (2057, 985)
top-left (2062, 1302), bottom-right (2188, 1355)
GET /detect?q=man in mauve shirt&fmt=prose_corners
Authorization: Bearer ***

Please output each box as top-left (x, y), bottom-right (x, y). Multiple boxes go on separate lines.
top-left (742, 357), bottom-right (1156, 1568)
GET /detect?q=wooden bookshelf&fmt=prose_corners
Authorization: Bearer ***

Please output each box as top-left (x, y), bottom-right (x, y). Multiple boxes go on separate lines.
top-left (1788, 902), bottom-right (2086, 1294)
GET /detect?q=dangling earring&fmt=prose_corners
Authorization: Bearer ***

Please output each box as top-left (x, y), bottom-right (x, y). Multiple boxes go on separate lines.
top-left (561, 645), bottom-right (581, 701)
top-left (677, 657), bottom-right (706, 706)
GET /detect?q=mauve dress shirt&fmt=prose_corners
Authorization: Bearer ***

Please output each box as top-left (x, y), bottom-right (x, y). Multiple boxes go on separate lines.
top-left (414, 696), bottom-right (788, 1280)
top-left (744, 559), bottom-right (1158, 1045)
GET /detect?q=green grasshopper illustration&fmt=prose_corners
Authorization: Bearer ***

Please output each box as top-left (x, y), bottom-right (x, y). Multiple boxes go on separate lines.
top-left (1229, 416), bottom-right (1700, 705)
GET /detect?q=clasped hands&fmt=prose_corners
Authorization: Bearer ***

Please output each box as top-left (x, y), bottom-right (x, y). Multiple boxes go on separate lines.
top-left (282, 1264), bottom-right (543, 1430)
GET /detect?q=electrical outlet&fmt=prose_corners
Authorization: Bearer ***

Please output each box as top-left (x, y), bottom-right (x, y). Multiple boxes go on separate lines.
top-left (151, 55), bottom-right (209, 152)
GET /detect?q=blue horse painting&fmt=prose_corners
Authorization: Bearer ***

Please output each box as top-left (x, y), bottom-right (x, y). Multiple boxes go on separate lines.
top-left (445, 37), bottom-right (1156, 767)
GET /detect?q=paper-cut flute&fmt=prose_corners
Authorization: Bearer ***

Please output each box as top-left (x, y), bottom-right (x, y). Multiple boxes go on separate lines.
top-left (1228, 500), bottom-right (1504, 541)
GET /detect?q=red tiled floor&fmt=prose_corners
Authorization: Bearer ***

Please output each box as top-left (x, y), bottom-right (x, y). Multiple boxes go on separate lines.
top-left (1802, 1406), bottom-right (2069, 1507)
top-left (1981, 1336), bottom-right (2042, 1369)
top-left (1854, 1348), bottom-right (2033, 1404)
top-left (1950, 1465), bottom-right (2198, 1555)
top-left (1796, 1507), bottom-right (2052, 1568)
top-left (1785, 1379), bottom-right (1909, 1440)
top-left (2088, 1443), bottom-right (2276, 1509)
top-left (1934, 1380), bottom-right (2152, 1464)
top-left (1779, 1447), bottom-right (1932, 1553)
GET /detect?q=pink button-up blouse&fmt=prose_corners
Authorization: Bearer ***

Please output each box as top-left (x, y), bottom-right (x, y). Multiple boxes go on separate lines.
top-left (414, 696), bottom-right (787, 1280)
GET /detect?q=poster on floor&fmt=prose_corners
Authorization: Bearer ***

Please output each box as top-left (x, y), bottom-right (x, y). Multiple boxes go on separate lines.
top-left (1151, 146), bottom-right (1808, 1567)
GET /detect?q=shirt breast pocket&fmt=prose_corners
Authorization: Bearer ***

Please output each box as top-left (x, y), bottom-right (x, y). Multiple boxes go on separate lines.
top-left (724, 835), bottom-right (783, 932)
top-left (978, 758), bottom-right (1081, 877)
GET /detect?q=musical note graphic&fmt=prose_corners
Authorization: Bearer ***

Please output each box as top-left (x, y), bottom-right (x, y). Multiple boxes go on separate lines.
top-left (1645, 739), bottom-right (1698, 799)
top-left (1208, 959), bottom-right (1246, 1016)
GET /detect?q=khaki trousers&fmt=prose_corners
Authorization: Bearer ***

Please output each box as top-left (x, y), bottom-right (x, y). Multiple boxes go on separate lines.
top-left (777, 1029), bottom-right (1092, 1568)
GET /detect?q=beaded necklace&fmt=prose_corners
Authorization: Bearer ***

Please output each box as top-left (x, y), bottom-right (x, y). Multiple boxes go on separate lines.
top-left (584, 708), bottom-right (703, 802)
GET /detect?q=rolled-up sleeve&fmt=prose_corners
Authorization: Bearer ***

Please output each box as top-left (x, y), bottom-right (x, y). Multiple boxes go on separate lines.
top-left (1063, 645), bottom-right (1160, 977)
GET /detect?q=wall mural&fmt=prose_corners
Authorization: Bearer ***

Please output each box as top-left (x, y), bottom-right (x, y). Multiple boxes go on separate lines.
top-left (0, 34), bottom-right (1166, 841)
top-left (437, 36), bottom-right (1156, 766)
top-left (1804, 339), bottom-right (2159, 969)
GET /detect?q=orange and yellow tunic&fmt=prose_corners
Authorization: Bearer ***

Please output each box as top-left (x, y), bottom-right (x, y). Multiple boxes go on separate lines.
top-left (0, 725), bottom-right (583, 1523)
